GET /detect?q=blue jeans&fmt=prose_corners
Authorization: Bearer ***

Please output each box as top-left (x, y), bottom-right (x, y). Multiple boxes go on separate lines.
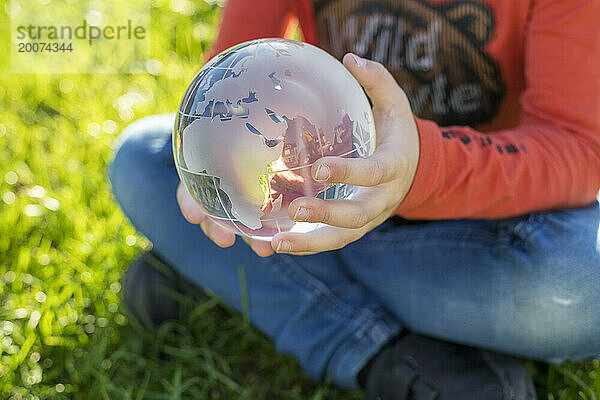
top-left (109, 114), bottom-right (600, 389)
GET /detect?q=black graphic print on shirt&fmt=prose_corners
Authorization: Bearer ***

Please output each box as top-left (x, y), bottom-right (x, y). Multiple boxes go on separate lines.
top-left (312, 0), bottom-right (506, 127)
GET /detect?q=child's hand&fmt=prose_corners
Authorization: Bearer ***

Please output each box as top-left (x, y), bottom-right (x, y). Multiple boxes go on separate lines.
top-left (176, 183), bottom-right (275, 257)
top-left (177, 53), bottom-right (419, 257)
top-left (271, 53), bottom-right (420, 255)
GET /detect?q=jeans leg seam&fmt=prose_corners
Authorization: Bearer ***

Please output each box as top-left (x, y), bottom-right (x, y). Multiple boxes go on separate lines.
top-left (354, 309), bottom-right (397, 340)
top-left (275, 254), bottom-right (366, 320)
top-left (271, 254), bottom-right (403, 388)
top-left (274, 254), bottom-right (401, 341)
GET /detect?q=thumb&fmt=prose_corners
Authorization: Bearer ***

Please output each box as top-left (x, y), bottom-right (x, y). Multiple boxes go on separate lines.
top-left (342, 53), bottom-right (409, 113)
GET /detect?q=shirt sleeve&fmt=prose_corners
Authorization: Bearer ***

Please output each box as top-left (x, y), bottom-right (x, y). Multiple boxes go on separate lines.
top-left (395, 0), bottom-right (600, 219)
top-left (207, 0), bottom-right (295, 58)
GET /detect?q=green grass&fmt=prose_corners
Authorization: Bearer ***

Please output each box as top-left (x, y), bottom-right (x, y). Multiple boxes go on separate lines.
top-left (0, 1), bottom-right (599, 399)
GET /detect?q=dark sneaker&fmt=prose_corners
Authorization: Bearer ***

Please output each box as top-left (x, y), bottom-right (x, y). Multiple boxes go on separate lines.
top-left (122, 252), bottom-right (199, 326)
top-left (359, 333), bottom-right (536, 400)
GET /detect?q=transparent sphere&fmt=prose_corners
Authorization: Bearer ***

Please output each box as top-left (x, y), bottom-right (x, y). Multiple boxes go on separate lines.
top-left (173, 38), bottom-right (376, 241)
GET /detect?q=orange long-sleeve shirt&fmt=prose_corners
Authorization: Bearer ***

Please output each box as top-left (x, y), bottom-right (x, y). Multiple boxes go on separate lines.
top-left (209, 0), bottom-right (600, 219)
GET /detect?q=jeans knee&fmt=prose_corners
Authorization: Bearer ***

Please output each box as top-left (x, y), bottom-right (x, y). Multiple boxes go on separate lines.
top-left (508, 253), bottom-right (600, 362)
top-left (109, 114), bottom-right (174, 207)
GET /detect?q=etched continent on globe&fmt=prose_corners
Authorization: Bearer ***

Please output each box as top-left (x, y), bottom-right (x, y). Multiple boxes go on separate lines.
top-left (173, 38), bottom-right (376, 240)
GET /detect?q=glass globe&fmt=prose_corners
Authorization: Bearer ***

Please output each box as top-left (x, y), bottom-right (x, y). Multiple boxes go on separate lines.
top-left (173, 38), bottom-right (376, 241)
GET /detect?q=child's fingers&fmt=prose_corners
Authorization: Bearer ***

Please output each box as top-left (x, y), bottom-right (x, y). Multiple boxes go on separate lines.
top-left (176, 182), bottom-right (206, 224)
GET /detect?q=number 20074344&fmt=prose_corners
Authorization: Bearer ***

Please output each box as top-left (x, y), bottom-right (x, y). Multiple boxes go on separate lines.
top-left (17, 42), bottom-right (73, 53)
